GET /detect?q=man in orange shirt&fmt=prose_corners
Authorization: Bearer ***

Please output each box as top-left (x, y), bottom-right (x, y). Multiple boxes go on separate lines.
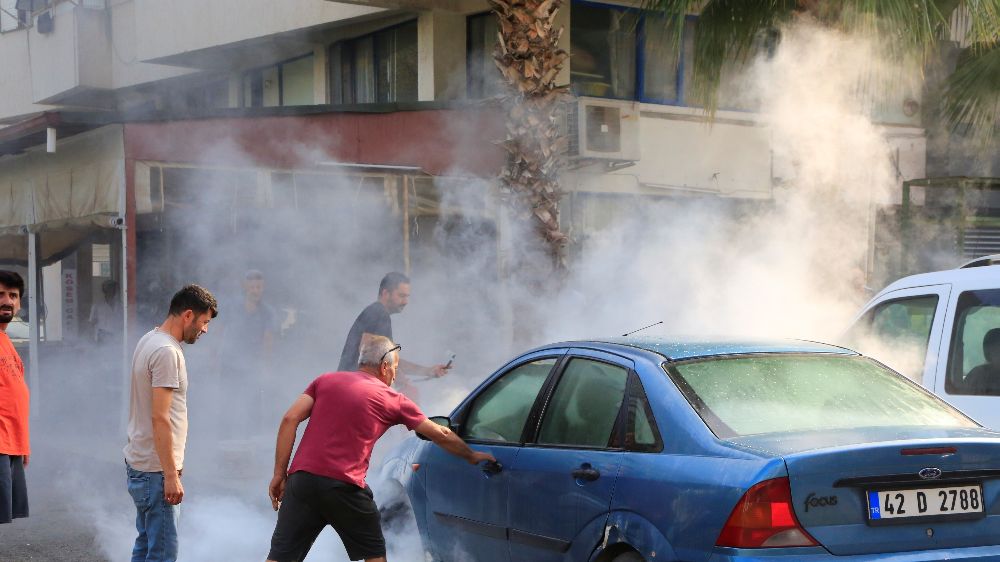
top-left (0, 270), bottom-right (28, 524)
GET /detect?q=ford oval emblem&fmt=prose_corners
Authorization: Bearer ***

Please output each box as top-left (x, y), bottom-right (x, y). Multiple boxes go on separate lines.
top-left (919, 467), bottom-right (943, 480)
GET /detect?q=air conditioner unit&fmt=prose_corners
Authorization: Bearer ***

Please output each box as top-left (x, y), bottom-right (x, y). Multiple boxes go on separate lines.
top-left (567, 97), bottom-right (641, 162)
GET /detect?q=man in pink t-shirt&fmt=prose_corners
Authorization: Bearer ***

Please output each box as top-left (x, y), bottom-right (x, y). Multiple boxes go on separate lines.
top-left (266, 335), bottom-right (494, 562)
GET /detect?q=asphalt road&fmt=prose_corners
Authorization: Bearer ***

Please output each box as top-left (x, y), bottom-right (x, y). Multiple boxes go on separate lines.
top-left (0, 429), bottom-right (420, 561)
top-left (0, 445), bottom-right (114, 561)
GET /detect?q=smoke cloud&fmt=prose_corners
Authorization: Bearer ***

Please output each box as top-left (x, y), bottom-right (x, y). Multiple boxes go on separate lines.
top-left (12, 16), bottom-right (968, 562)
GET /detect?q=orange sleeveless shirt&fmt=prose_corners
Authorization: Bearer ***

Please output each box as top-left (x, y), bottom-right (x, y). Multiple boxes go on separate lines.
top-left (0, 331), bottom-right (29, 456)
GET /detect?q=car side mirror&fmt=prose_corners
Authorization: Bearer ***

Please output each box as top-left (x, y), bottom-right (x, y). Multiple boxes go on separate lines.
top-left (417, 416), bottom-right (453, 441)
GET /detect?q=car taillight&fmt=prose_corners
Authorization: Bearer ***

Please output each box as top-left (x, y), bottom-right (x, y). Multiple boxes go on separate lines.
top-left (716, 477), bottom-right (818, 549)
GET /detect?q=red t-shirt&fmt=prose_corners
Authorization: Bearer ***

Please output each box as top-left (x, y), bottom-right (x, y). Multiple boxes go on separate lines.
top-left (288, 371), bottom-right (427, 488)
top-left (0, 331), bottom-right (29, 456)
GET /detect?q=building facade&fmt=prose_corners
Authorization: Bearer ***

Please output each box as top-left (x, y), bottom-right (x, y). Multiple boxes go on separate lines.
top-left (0, 0), bottom-right (946, 412)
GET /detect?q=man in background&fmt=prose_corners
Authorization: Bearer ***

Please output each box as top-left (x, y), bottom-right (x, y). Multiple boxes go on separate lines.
top-left (124, 285), bottom-right (217, 562)
top-left (90, 279), bottom-right (123, 345)
top-left (338, 272), bottom-right (450, 386)
top-left (0, 270), bottom-right (28, 526)
top-left (266, 335), bottom-right (494, 562)
top-left (217, 269), bottom-right (276, 436)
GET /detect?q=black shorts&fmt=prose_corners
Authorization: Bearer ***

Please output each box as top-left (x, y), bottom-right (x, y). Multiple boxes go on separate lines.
top-left (268, 471), bottom-right (385, 562)
top-left (0, 454), bottom-right (28, 524)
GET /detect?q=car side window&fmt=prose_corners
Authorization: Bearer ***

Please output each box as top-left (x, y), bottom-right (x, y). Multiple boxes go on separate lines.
top-left (626, 375), bottom-right (663, 452)
top-left (947, 289), bottom-right (1000, 396)
top-left (845, 295), bottom-right (938, 381)
top-left (463, 357), bottom-right (557, 443)
top-left (537, 358), bottom-right (628, 448)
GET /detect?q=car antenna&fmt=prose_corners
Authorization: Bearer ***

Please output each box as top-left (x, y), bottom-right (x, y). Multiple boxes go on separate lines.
top-left (622, 321), bottom-right (663, 337)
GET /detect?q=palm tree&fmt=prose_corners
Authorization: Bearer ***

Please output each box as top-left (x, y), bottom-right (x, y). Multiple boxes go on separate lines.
top-left (643, 0), bottom-right (1000, 137)
top-left (490, 0), bottom-right (570, 280)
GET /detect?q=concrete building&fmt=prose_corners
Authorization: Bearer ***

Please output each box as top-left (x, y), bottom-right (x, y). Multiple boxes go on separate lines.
top-left (0, 0), bottom-right (944, 412)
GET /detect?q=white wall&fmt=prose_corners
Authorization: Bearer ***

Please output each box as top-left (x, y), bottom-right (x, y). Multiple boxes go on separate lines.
top-left (580, 105), bottom-right (774, 198)
top-left (568, 104), bottom-right (926, 202)
top-left (0, 30), bottom-right (47, 120)
top-left (132, 0), bottom-right (383, 63)
top-left (26, 2), bottom-right (81, 103)
top-left (109, 1), bottom-right (194, 90)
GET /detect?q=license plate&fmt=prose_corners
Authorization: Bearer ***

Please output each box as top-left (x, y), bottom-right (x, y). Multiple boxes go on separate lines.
top-left (867, 484), bottom-right (984, 521)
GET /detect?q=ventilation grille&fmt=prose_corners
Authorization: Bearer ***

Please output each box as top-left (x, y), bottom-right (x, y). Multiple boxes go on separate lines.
top-left (962, 226), bottom-right (1000, 259)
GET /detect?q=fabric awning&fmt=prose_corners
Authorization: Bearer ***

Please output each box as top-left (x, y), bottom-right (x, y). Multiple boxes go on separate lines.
top-left (0, 125), bottom-right (123, 263)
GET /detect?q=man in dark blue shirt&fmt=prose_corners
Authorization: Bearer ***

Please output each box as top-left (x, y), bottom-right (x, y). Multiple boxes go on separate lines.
top-left (338, 273), bottom-right (449, 381)
top-left (218, 269), bottom-right (276, 436)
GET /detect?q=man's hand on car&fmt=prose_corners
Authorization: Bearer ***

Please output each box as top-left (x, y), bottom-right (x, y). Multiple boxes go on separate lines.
top-left (469, 451), bottom-right (496, 465)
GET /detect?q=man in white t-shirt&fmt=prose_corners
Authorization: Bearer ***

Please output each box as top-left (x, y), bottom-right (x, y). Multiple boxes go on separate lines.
top-left (124, 284), bottom-right (217, 562)
top-left (89, 279), bottom-right (122, 344)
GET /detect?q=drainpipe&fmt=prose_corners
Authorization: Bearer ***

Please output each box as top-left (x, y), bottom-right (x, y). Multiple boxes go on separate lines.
top-left (121, 157), bottom-right (136, 432)
top-left (27, 231), bottom-right (40, 419)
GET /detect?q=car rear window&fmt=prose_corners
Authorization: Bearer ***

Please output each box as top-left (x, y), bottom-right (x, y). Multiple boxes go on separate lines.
top-left (666, 354), bottom-right (977, 438)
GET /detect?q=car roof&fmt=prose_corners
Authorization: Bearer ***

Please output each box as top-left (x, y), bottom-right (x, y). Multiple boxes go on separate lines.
top-left (542, 336), bottom-right (857, 362)
top-left (879, 263), bottom-right (1000, 294)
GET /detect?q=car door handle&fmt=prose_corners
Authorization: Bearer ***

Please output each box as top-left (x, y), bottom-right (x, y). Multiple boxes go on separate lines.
top-left (571, 464), bottom-right (600, 482)
top-left (482, 461), bottom-right (503, 475)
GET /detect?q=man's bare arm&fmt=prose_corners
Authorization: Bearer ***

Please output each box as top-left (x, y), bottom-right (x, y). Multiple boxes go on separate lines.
top-left (151, 387), bottom-right (183, 505)
top-left (399, 357), bottom-right (450, 378)
top-left (269, 393), bottom-right (314, 510)
top-left (414, 419), bottom-right (495, 465)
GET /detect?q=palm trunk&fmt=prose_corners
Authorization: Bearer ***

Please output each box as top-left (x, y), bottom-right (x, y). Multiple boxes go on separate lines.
top-left (491, 0), bottom-right (570, 277)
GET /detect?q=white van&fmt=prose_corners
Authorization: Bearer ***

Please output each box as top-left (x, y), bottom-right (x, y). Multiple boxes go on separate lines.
top-left (846, 258), bottom-right (1000, 429)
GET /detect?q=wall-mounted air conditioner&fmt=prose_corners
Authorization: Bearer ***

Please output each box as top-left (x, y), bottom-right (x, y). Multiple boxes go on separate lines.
top-left (567, 97), bottom-right (641, 162)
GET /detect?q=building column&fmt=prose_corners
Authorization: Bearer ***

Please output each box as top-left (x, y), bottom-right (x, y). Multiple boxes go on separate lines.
top-left (417, 10), bottom-right (467, 102)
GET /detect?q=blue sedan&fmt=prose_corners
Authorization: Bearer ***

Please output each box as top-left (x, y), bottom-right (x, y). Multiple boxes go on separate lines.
top-left (378, 338), bottom-right (1000, 561)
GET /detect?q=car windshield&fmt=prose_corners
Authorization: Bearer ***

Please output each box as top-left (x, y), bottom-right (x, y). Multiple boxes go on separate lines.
top-left (666, 354), bottom-right (977, 438)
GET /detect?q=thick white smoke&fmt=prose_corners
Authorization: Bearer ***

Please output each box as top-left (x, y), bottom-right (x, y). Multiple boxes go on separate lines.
top-left (15, 18), bottom-right (935, 562)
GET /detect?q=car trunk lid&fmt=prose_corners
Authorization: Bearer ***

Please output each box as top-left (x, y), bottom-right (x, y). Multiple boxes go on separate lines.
top-left (729, 428), bottom-right (1000, 555)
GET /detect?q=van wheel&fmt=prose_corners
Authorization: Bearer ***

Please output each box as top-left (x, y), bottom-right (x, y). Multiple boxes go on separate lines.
top-left (611, 551), bottom-right (644, 562)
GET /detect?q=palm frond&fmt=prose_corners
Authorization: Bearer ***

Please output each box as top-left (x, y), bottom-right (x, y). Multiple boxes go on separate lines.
top-left (839, 0), bottom-right (948, 57)
top-left (942, 40), bottom-right (1000, 139)
top-left (639, 0), bottom-right (702, 54)
top-left (687, 0), bottom-right (798, 112)
top-left (960, 0), bottom-right (1000, 46)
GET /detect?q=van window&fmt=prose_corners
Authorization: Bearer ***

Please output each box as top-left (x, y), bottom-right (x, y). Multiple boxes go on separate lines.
top-left (845, 295), bottom-right (938, 381)
top-left (947, 290), bottom-right (1000, 396)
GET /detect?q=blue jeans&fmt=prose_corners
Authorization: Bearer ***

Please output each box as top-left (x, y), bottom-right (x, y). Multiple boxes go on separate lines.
top-left (126, 464), bottom-right (180, 562)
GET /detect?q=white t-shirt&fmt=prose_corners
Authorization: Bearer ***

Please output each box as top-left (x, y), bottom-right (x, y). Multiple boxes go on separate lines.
top-left (89, 300), bottom-right (121, 341)
top-left (123, 328), bottom-right (188, 472)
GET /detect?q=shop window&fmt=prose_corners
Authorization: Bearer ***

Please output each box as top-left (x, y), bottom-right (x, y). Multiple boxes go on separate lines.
top-left (182, 79), bottom-right (230, 110)
top-left (242, 54), bottom-right (315, 108)
top-left (467, 12), bottom-right (504, 99)
top-left (330, 20), bottom-right (418, 104)
top-left (92, 244), bottom-right (111, 278)
top-left (281, 56), bottom-right (315, 106)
